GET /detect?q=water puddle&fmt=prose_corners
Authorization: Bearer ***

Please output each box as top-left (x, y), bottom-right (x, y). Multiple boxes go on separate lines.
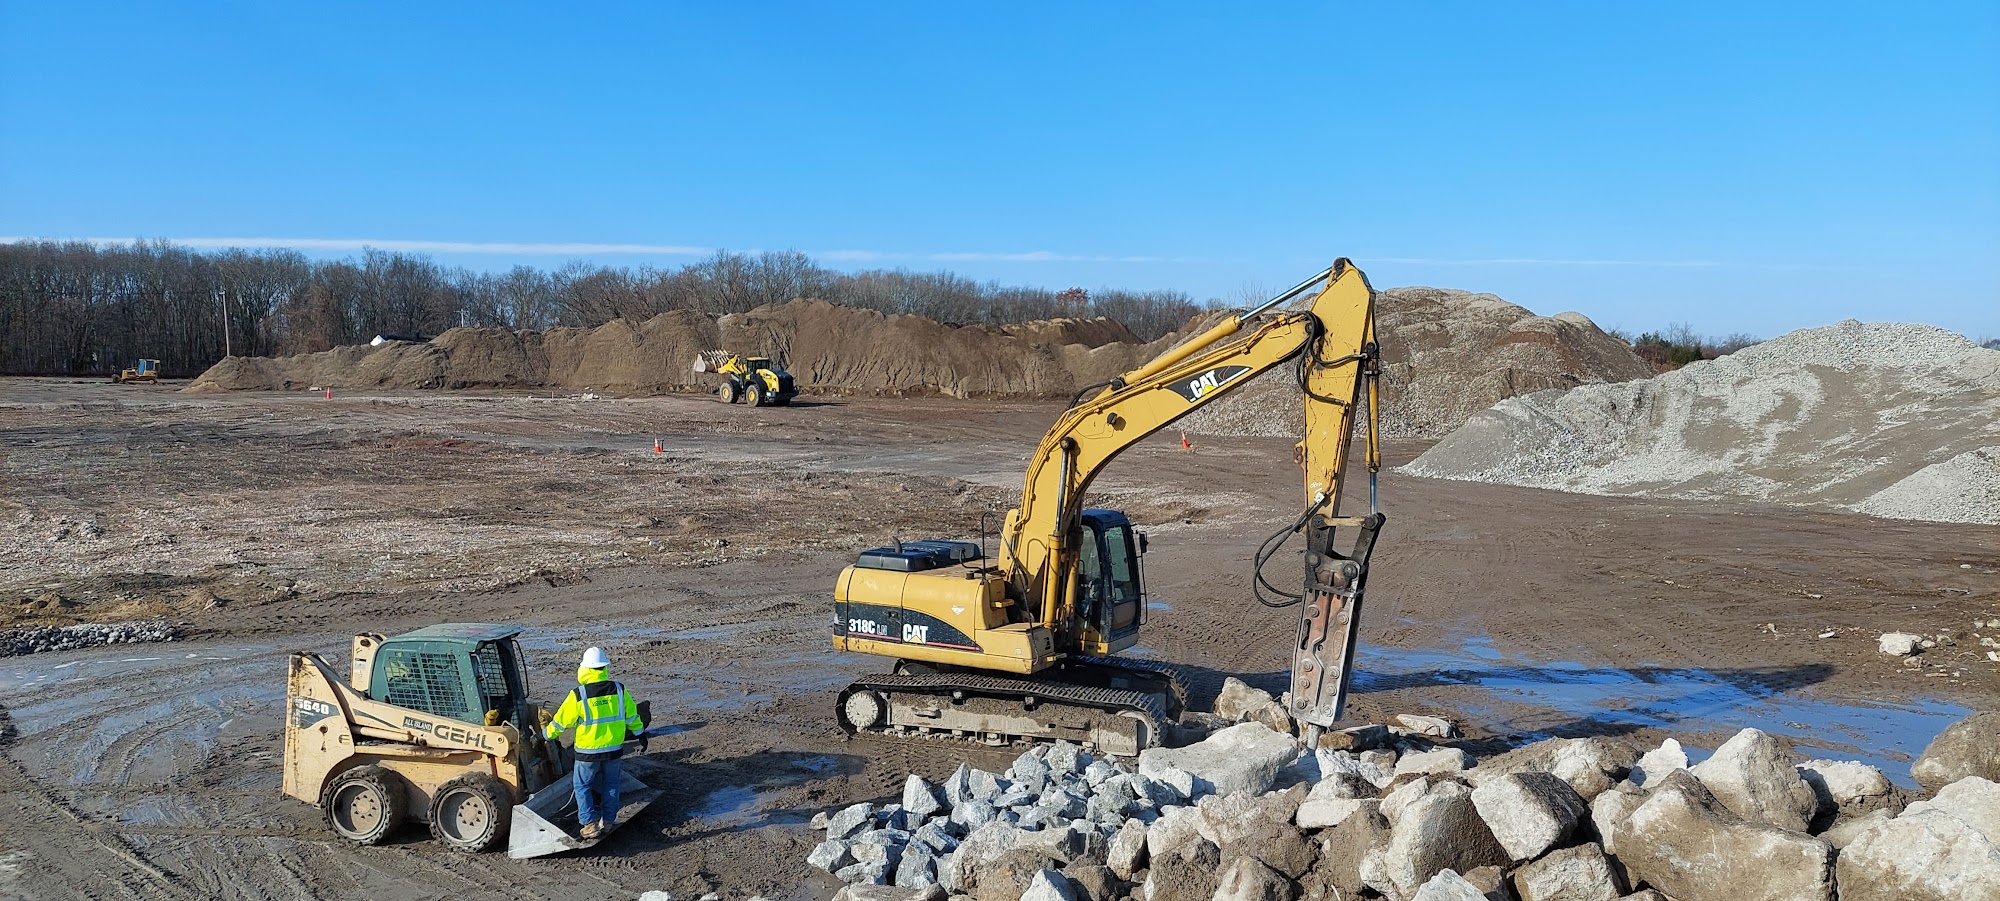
top-left (1355, 637), bottom-right (1968, 784)
top-left (687, 754), bottom-right (844, 830)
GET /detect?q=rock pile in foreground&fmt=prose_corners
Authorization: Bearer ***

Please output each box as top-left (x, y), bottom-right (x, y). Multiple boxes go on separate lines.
top-left (1403, 320), bottom-right (2000, 525)
top-left (808, 707), bottom-right (2000, 901)
top-left (0, 620), bottom-right (180, 657)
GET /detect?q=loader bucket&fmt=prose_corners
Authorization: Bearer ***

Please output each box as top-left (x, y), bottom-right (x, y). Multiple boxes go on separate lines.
top-left (506, 770), bottom-right (661, 859)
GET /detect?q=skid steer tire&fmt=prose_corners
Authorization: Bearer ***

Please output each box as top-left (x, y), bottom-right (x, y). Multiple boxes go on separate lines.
top-left (321, 764), bottom-right (407, 846)
top-left (717, 381), bottom-right (740, 404)
top-left (429, 773), bottom-right (510, 853)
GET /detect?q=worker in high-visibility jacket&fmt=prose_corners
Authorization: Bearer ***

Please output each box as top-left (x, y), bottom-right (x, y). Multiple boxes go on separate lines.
top-left (545, 646), bottom-right (647, 839)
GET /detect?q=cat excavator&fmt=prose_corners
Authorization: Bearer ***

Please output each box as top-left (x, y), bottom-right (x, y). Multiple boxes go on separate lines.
top-left (832, 259), bottom-right (1386, 755)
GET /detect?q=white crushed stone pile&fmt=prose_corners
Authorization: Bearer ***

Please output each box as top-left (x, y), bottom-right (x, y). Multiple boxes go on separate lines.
top-left (1180, 287), bottom-right (1654, 439)
top-left (1403, 320), bottom-right (2000, 525)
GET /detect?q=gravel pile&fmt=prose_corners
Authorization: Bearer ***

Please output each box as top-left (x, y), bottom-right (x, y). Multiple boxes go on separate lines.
top-left (1404, 321), bottom-right (2000, 524)
top-left (0, 620), bottom-right (182, 657)
top-left (1180, 287), bottom-right (1654, 439)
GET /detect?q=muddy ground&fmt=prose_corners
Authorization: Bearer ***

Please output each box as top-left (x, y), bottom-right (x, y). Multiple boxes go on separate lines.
top-left (1, 378), bottom-right (1995, 900)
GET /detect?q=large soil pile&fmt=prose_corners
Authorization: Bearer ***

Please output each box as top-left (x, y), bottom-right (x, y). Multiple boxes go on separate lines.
top-left (1403, 320), bottom-right (2000, 524)
top-left (187, 304), bottom-right (1194, 399)
top-left (1178, 287), bottom-right (1656, 439)
top-left (184, 288), bottom-right (1649, 442)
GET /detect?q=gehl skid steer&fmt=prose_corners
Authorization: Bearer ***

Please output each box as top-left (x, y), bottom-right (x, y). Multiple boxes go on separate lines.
top-left (282, 623), bottom-right (661, 858)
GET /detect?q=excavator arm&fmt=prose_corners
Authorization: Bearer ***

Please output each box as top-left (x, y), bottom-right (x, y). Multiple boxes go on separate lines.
top-left (997, 259), bottom-right (1385, 732)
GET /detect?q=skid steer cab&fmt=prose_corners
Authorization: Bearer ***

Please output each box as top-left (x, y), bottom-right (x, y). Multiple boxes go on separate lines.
top-left (281, 623), bottom-right (659, 857)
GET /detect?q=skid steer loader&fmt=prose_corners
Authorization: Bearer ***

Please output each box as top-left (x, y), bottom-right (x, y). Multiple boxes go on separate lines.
top-left (282, 623), bottom-right (661, 858)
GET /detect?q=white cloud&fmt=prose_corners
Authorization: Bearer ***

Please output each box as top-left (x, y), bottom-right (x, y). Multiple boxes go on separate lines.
top-left (1372, 257), bottom-right (1723, 268)
top-left (0, 235), bottom-right (1189, 264)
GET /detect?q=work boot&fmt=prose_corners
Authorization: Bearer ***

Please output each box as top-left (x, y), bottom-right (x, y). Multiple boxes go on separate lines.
top-left (580, 820), bottom-right (603, 840)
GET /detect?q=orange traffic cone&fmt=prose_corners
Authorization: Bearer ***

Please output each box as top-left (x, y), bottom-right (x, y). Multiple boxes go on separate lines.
top-left (324, 388), bottom-right (332, 399)
top-left (653, 438), bottom-right (663, 453)
top-left (1181, 431), bottom-right (1192, 451)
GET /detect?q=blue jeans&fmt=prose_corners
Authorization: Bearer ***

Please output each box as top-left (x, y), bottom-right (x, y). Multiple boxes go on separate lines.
top-left (573, 756), bottom-right (622, 829)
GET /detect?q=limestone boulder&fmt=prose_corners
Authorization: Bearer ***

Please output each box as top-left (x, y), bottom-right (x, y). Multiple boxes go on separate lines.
top-left (1836, 792), bottom-right (2000, 901)
top-left (1146, 805), bottom-right (1204, 862)
top-left (1588, 784), bottom-right (1646, 856)
top-left (1297, 779), bottom-right (1376, 831)
top-left (1469, 771), bottom-right (1588, 861)
top-left (1901, 776), bottom-right (2000, 840)
top-left (1631, 738), bottom-right (1687, 786)
top-left (1687, 728), bottom-right (1818, 831)
top-left (1018, 868), bottom-right (1076, 901)
top-left (1396, 714), bottom-right (1460, 739)
top-left (1610, 771), bottom-right (1834, 901)
top-left (944, 823), bottom-right (1092, 895)
top-left (1464, 737), bottom-right (1638, 802)
top-left (1797, 758), bottom-right (1898, 826)
top-left (1138, 722), bottom-right (1300, 799)
top-left (1142, 838), bottom-right (1220, 901)
top-left (1820, 808), bottom-right (1894, 849)
top-left (1410, 869), bottom-right (1486, 901)
top-left (1396, 747), bottom-right (1475, 778)
top-left (1315, 804), bottom-right (1393, 897)
top-left (1509, 843), bottom-right (1624, 901)
top-left (904, 774), bottom-right (946, 820)
top-left (1213, 855), bottom-right (1299, 901)
top-left (1195, 787), bottom-right (1315, 878)
top-left (1375, 780), bottom-right (1510, 898)
top-left (1106, 819), bottom-right (1147, 880)
top-left (1059, 864), bottom-right (1120, 901)
top-left (1912, 711), bottom-right (2000, 791)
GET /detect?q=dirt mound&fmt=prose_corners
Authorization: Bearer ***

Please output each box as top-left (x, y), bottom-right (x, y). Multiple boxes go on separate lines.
top-left (1404, 320), bottom-right (2000, 524)
top-left (187, 302), bottom-right (1193, 399)
top-left (1179, 287), bottom-right (1655, 439)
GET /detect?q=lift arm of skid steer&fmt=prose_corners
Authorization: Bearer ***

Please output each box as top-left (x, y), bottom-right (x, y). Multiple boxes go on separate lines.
top-left (995, 259), bottom-right (1386, 733)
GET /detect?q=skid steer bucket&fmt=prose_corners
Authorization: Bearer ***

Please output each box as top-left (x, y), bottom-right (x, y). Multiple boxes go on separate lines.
top-left (507, 770), bottom-right (661, 859)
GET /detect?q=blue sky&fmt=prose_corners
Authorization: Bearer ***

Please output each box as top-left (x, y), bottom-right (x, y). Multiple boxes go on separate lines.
top-left (2, 2), bottom-right (1995, 339)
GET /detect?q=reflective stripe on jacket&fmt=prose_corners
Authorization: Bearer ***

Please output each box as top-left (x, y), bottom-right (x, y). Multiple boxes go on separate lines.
top-left (545, 667), bottom-right (643, 758)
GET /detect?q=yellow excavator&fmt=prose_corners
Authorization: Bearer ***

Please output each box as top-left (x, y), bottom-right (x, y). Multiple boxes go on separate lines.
top-left (832, 259), bottom-right (1385, 755)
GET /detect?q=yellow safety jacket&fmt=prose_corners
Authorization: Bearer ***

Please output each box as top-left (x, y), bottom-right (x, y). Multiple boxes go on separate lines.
top-left (545, 667), bottom-right (643, 760)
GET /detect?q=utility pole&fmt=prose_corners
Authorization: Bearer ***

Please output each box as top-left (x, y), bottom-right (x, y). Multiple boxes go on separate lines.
top-left (217, 287), bottom-right (231, 358)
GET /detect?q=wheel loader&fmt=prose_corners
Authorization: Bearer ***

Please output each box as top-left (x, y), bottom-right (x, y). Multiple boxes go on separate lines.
top-left (693, 351), bottom-right (797, 406)
top-left (832, 260), bottom-right (1386, 755)
top-left (111, 359), bottom-right (160, 383)
top-left (282, 623), bottom-right (661, 857)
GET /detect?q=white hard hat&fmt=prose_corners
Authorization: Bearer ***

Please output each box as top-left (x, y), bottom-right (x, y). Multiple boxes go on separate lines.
top-left (581, 646), bottom-right (610, 669)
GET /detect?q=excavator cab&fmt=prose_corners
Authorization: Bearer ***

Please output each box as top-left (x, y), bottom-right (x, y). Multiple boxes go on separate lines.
top-left (1074, 509), bottom-right (1145, 655)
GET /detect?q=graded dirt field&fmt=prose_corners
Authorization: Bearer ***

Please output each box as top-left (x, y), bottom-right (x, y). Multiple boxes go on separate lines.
top-left (1, 379), bottom-right (1995, 900)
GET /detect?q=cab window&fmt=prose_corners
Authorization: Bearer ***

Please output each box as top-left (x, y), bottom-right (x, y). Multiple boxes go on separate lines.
top-left (1104, 524), bottom-right (1140, 604)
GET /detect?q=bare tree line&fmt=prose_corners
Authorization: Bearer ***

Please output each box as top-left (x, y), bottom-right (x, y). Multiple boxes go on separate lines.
top-left (0, 241), bottom-right (1207, 378)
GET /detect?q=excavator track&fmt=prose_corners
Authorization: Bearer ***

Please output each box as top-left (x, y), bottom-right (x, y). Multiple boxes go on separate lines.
top-left (835, 666), bottom-right (1174, 758)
